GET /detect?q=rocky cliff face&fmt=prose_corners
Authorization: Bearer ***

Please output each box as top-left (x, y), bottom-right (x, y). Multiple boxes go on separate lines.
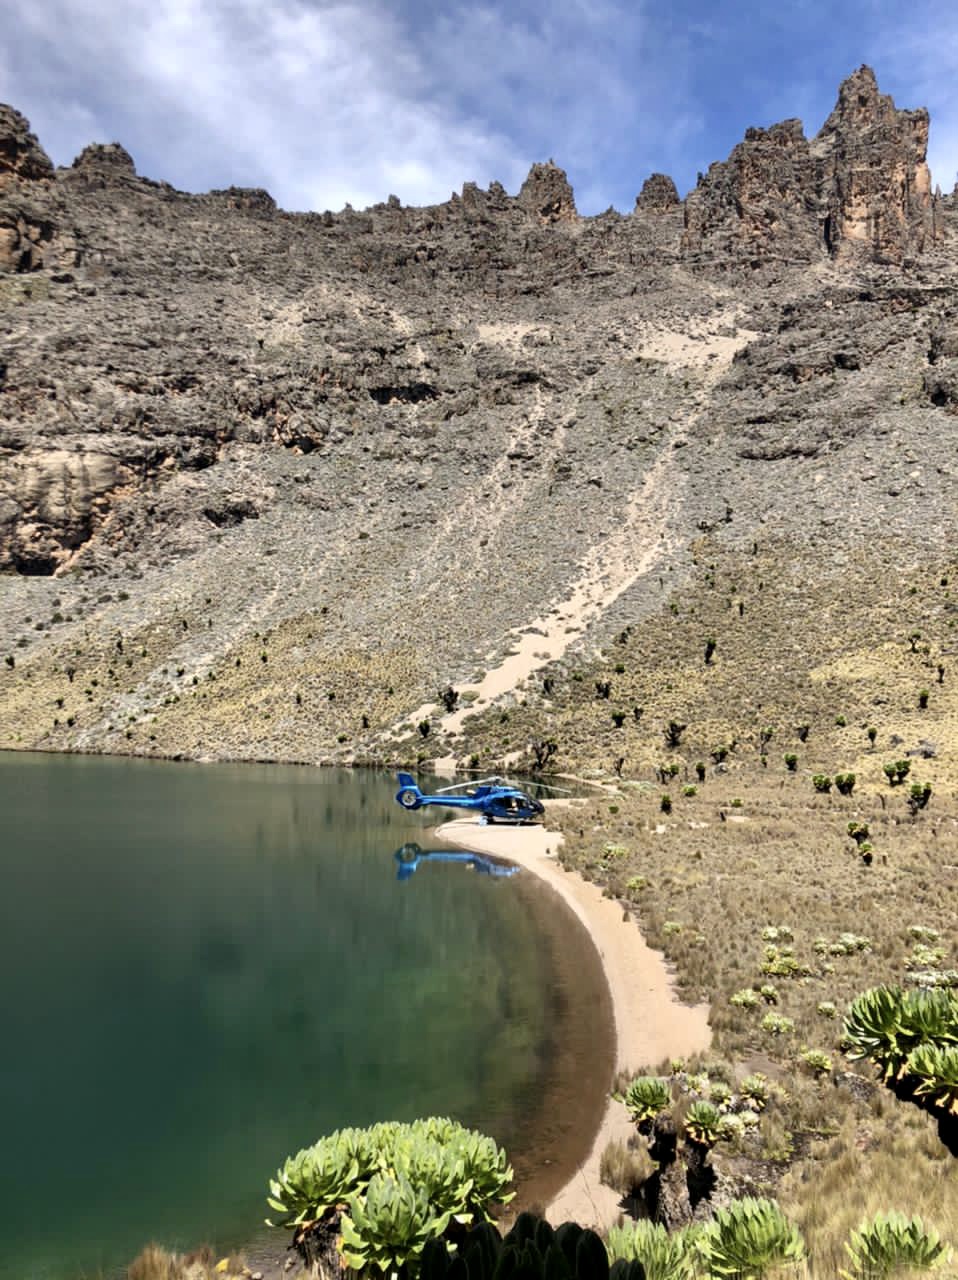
top-left (0, 66), bottom-right (955, 764)
top-left (812, 65), bottom-right (937, 263)
top-left (683, 65), bottom-right (939, 265)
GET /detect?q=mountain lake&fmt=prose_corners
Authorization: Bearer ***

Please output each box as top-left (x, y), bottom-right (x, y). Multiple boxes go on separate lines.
top-left (0, 752), bottom-right (613, 1279)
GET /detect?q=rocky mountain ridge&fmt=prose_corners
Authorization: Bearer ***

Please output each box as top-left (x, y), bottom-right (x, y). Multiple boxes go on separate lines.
top-left (0, 66), bottom-right (956, 766)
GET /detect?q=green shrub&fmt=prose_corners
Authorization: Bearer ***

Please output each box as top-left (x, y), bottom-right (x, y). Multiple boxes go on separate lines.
top-left (738, 1074), bottom-right (771, 1111)
top-left (799, 1049), bottom-right (833, 1076)
top-left (267, 1119), bottom-right (513, 1244)
top-left (883, 759), bottom-right (911, 785)
top-left (761, 1013), bottom-right (795, 1036)
top-left (762, 925), bottom-right (793, 943)
top-left (730, 988), bottom-right (760, 1009)
top-left (828, 933), bottom-right (872, 956)
top-left (842, 986), bottom-right (958, 1083)
top-left (908, 781), bottom-right (933, 815)
top-left (812, 774), bottom-right (832, 793)
top-left (906, 1043), bottom-right (958, 1114)
top-left (340, 1172), bottom-right (449, 1274)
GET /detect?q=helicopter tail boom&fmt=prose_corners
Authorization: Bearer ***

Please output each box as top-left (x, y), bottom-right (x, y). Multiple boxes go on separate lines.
top-left (396, 773), bottom-right (423, 810)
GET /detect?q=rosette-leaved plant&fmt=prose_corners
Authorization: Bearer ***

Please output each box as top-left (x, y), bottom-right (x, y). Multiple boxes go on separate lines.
top-left (606, 1218), bottom-right (696, 1280)
top-left (906, 1043), bottom-right (958, 1114)
top-left (267, 1127), bottom-right (370, 1228)
top-left (623, 1076), bottom-right (671, 1131)
top-left (695, 1197), bottom-right (804, 1279)
top-left (684, 1101), bottom-right (724, 1149)
top-left (340, 1172), bottom-right (450, 1278)
top-left (839, 1211), bottom-right (949, 1278)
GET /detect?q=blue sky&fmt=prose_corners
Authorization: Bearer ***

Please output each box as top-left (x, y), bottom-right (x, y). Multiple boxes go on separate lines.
top-left (2, 0), bottom-right (957, 214)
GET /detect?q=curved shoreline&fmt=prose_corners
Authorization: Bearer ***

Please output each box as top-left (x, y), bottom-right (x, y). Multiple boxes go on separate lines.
top-left (436, 813), bottom-right (711, 1229)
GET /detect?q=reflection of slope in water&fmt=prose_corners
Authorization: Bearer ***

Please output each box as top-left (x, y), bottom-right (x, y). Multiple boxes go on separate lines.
top-left (394, 842), bottom-right (520, 882)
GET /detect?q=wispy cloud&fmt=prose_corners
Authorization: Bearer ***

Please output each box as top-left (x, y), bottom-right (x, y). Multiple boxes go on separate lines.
top-left (0, 0), bottom-right (705, 214)
top-left (0, 0), bottom-right (525, 210)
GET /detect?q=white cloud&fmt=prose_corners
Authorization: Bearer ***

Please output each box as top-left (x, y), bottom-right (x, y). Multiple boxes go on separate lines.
top-left (0, 0), bottom-right (527, 210)
top-left (0, 0), bottom-right (704, 214)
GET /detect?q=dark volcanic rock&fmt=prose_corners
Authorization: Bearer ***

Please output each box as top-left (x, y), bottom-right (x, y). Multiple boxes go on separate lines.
top-left (0, 105), bottom-right (54, 181)
top-left (683, 118), bottom-right (819, 264)
top-left (517, 161), bottom-right (577, 223)
top-left (72, 142), bottom-right (137, 175)
top-left (635, 174), bottom-right (680, 213)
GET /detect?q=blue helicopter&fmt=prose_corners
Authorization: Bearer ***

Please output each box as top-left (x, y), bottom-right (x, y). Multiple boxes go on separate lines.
top-left (394, 772), bottom-right (546, 823)
top-left (393, 842), bottom-right (520, 881)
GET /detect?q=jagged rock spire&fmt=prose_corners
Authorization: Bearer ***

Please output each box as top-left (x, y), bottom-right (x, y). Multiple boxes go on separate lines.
top-left (635, 174), bottom-right (680, 213)
top-left (682, 66), bottom-right (939, 266)
top-left (72, 142), bottom-right (137, 175)
top-left (517, 161), bottom-right (577, 223)
top-left (683, 119), bottom-right (818, 262)
top-left (812, 64), bottom-right (935, 262)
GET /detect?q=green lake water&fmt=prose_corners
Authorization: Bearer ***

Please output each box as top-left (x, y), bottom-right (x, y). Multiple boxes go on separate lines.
top-left (0, 753), bottom-right (613, 1279)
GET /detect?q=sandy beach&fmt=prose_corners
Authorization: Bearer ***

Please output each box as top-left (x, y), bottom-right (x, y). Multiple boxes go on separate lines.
top-left (436, 812), bottom-right (711, 1230)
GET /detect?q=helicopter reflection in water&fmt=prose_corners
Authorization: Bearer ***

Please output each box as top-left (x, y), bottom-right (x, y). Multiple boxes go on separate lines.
top-left (393, 842), bottom-right (520, 883)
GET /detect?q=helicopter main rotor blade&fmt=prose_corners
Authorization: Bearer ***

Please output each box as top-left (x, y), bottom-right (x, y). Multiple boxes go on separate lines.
top-left (433, 776), bottom-right (509, 792)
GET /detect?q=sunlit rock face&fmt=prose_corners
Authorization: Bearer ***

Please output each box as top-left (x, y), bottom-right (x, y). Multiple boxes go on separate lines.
top-left (683, 65), bottom-right (940, 266)
top-left (811, 64), bottom-right (937, 264)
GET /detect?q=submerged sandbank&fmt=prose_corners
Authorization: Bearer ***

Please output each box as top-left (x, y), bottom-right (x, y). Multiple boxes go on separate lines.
top-left (436, 813), bottom-right (711, 1229)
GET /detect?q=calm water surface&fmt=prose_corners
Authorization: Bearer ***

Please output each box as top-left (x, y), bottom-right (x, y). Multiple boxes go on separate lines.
top-left (0, 753), bottom-right (612, 1279)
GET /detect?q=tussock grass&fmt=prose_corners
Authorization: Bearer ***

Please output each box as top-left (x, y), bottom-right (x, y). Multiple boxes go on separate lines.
top-left (127, 1243), bottom-right (247, 1280)
top-left (599, 1137), bottom-right (655, 1197)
